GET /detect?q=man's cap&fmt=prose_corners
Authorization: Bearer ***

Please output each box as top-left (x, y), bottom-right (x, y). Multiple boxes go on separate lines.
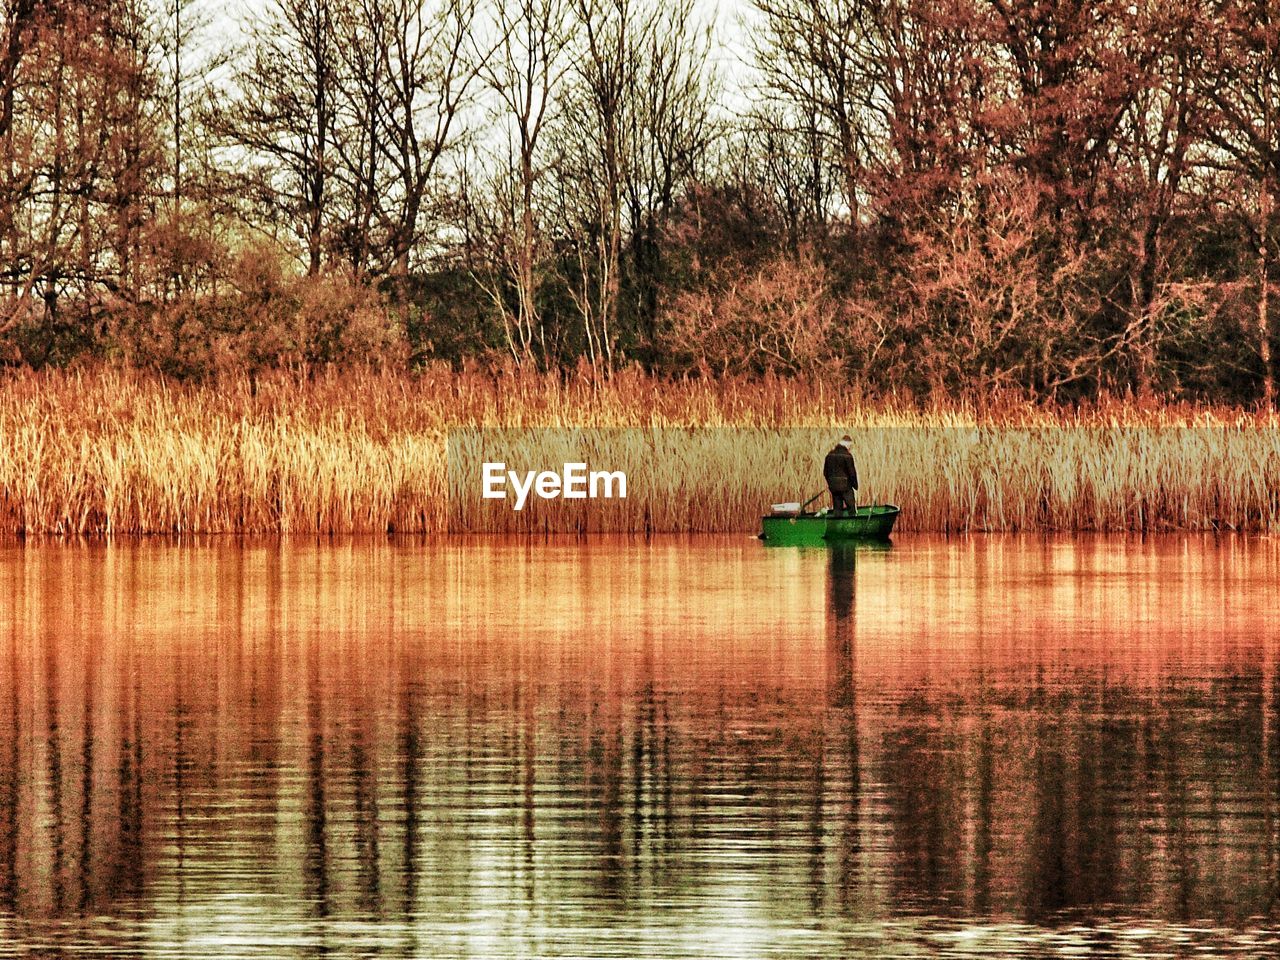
top-left (840, 434), bottom-right (852, 442)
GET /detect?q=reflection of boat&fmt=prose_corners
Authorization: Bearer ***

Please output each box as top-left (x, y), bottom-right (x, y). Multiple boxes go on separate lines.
top-left (760, 504), bottom-right (900, 544)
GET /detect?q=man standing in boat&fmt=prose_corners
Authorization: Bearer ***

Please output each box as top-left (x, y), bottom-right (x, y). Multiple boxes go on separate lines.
top-left (823, 435), bottom-right (859, 517)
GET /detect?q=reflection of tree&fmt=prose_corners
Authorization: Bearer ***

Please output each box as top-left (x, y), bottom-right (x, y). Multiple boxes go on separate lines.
top-left (303, 641), bottom-right (331, 923)
top-left (351, 722), bottom-right (382, 916)
top-left (1268, 666), bottom-right (1280, 919)
top-left (398, 674), bottom-right (423, 942)
top-left (43, 621), bottom-right (66, 914)
top-left (1027, 707), bottom-right (1070, 919)
top-left (112, 649), bottom-right (145, 904)
top-left (172, 621), bottom-right (190, 920)
top-left (880, 713), bottom-right (967, 910)
top-left (1073, 685), bottom-right (1123, 912)
top-left (78, 638), bottom-right (95, 915)
top-left (972, 709), bottom-right (993, 915)
top-left (586, 693), bottom-right (626, 896)
top-left (1162, 685), bottom-right (1196, 919)
top-left (244, 543), bottom-right (284, 909)
top-left (632, 673), bottom-right (652, 885)
top-left (825, 545), bottom-right (859, 913)
top-left (0, 616), bottom-right (17, 914)
top-left (523, 662), bottom-right (537, 901)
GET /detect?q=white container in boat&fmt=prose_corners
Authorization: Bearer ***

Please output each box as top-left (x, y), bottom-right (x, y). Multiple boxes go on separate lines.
top-left (771, 502), bottom-right (802, 515)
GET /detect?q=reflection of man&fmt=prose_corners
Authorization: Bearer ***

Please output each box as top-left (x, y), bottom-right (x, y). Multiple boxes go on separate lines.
top-left (823, 435), bottom-right (859, 517)
top-left (827, 544), bottom-right (856, 710)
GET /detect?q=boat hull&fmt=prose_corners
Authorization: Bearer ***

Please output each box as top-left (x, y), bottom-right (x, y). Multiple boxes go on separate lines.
top-left (760, 504), bottom-right (900, 544)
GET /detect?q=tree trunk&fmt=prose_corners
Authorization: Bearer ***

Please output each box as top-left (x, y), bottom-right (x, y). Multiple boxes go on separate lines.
top-left (1132, 213), bottom-right (1160, 397)
top-left (1261, 178), bottom-right (1274, 409)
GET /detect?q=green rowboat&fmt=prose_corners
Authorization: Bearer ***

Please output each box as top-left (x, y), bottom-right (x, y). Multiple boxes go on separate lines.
top-left (760, 504), bottom-right (900, 544)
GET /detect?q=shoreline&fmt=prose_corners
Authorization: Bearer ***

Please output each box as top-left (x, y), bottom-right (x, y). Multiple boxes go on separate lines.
top-left (2, 530), bottom-right (1276, 547)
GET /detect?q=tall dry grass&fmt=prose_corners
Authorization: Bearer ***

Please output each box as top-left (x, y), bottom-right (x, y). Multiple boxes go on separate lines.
top-left (0, 365), bottom-right (1277, 535)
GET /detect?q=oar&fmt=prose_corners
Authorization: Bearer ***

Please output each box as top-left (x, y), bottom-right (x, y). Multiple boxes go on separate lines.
top-left (800, 490), bottom-right (826, 514)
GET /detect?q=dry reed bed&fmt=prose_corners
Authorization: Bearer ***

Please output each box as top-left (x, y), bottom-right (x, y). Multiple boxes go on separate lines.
top-left (0, 367), bottom-right (1277, 535)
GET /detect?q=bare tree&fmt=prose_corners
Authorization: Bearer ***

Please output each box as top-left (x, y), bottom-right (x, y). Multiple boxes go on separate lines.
top-left (735, 103), bottom-right (840, 250)
top-left (1114, 0), bottom-right (1202, 394)
top-left (217, 0), bottom-right (341, 275)
top-left (335, 0), bottom-right (483, 287)
top-left (0, 0), bottom-right (165, 355)
top-left (473, 0), bottom-right (571, 365)
top-left (330, 0), bottom-right (386, 274)
top-left (1198, 0), bottom-right (1280, 407)
top-left (552, 0), bottom-right (715, 369)
top-left (560, 0), bottom-right (634, 370)
top-left (750, 0), bottom-right (885, 230)
top-left (163, 0), bottom-right (230, 211)
top-left (621, 0), bottom-right (716, 355)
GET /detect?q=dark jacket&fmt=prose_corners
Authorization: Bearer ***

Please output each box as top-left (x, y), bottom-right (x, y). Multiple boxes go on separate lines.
top-left (823, 444), bottom-right (858, 493)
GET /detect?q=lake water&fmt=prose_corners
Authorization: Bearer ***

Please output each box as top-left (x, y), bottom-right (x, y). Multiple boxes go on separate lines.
top-left (1, 536), bottom-right (1279, 958)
